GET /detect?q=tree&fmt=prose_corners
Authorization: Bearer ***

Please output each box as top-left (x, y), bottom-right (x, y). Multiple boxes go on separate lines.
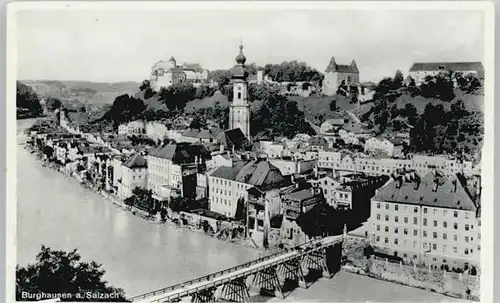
top-left (97, 94), bottom-right (145, 125)
top-left (16, 246), bottom-right (127, 302)
top-left (189, 116), bottom-right (205, 130)
top-left (393, 70), bottom-right (404, 89)
top-left (45, 97), bottom-right (62, 112)
top-left (139, 80), bottom-right (151, 91)
top-left (158, 83), bottom-right (197, 111)
top-left (43, 146), bottom-right (54, 159)
top-left (17, 81), bottom-right (43, 118)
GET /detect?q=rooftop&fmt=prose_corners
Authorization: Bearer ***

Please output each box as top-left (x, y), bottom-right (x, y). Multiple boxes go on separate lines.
top-left (373, 172), bottom-right (476, 211)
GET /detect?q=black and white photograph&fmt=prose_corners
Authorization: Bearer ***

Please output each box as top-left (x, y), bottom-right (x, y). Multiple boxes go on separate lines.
top-left (6, 1), bottom-right (494, 303)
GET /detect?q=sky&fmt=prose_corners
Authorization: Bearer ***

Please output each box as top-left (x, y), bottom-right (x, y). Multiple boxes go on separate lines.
top-left (14, 5), bottom-right (485, 83)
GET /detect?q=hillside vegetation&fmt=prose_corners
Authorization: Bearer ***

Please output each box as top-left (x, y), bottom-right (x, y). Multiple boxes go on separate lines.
top-left (358, 71), bottom-right (484, 160)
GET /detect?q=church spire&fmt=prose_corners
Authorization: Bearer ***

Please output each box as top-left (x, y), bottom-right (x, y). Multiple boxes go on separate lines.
top-left (235, 41), bottom-right (247, 65)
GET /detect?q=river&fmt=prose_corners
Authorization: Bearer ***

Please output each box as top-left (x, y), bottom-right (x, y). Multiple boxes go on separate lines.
top-left (16, 119), bottom-right (468, 302)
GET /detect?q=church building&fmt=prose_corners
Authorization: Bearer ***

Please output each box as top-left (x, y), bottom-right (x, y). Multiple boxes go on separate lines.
top-left (228, 43), bottom-right (251, 143)
top-left (322, 56), bottom-right (360, 96)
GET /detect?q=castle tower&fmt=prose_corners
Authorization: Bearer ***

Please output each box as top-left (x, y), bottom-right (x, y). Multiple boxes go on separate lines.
top-left (168, 56), bottom-right (176, 69)
top-left (229, 43), bottom-right (251, 142)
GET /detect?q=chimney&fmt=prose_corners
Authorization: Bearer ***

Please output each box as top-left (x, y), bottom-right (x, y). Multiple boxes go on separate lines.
top-left (452, 179), bottom-right (457, 193)
top-left (432, 179), bottom-right (439, 192)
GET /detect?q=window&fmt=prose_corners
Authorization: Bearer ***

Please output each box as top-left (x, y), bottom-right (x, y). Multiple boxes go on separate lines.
top-left (394, 227), bottom-right (399, 234)
top-left (465, 224), bottom-right (470, 231)
top-left (443, 221), bottom-right (448, 228)
top-left (385, 215), bottom-right (389, 222)
top-left (433, 232), bottom-right (437, 239)
top-left (404, 217), bottom-right (408, 224)
top-left (423, 218), bottom-right (427, 226)
top-left (413, 217), bottom-right (418, 225)
top-left (454, 223), bottom-right (458, 230)
top-left (384, 237), bottom-right (388, 244)
top-left (385, 204), bottom-right (389, 210)
top-left (423, 243), bottom-right (427, 249)
top-left (454, 211), bottom-right (458, 218)
top-left (433, 244), bottom-right (437, 250)
top-left (443, 233), bottom-right (447, 240)
top-left (404, 228), bottom-right (408, 235)
top-left (414, 230), bottom-right (418, 236)
top-left (465, 248), bottom-right (469, 255)
top-left (423, 231), bottom-right (427, 237)
top-left (433, 220), bottom-right (438, 227)
top-left (414, 207), bottom-right (418, 213)
top-left (385, 226), bottom-right (389, 232)
top-left (454, 234), bottom-right (458, 241)
top-left (395, 216), bottom-right (399, 223)
top-left (395, 205), bottom-right (399, 211)
top-left (394, 238), bottom-right (398, 245)
top-left (377, 214), bottom-right (380, 220)
top-left (423, 207), bottom-right (428, 214)
top-left (453, 247), bottom-right (458, 253)
top-left (465, 236), bottom-right (469, 243)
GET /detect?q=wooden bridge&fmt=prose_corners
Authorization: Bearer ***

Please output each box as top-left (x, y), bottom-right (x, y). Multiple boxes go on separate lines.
top-left (129, 235), bottom-right (344, 303)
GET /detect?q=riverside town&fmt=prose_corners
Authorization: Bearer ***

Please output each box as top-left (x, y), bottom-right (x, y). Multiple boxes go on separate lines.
top-left (14, 5), bottom-right (486, 303)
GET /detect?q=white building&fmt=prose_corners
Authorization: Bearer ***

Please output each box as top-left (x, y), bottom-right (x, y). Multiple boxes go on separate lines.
top-left (150, 57), bottom-right (208, 91)
top-left (147, 144), bottom-right (197, 200)
top-left (208, 159), bottom-right (287, 218)
top-left (118, 120), bottom-right (146, 137)
top-left (115, 154), bottom-right (148, 200)
top-left (409, 62), bottom-right (484, 86)
top-left (369, 172), bottom-right (480, 269)
top-left (146, 121), bottom-right (169, 143)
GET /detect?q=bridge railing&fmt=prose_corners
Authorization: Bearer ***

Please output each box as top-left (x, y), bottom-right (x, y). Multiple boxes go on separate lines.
top-left (129, 236), bottom-right (340, 302)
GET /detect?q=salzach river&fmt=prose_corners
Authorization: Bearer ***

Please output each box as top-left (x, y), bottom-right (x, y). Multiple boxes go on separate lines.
top-left (16, 119), bottom-right (468, 302)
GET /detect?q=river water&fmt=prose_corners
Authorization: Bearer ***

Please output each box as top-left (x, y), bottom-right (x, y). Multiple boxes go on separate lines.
top-left (16, 119), bottom-right (468, 302)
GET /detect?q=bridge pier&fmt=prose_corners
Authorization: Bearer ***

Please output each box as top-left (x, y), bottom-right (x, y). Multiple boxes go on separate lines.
top-left (251, 265), bottom-right (285, 299)
top-left (191, 286), bottom-right (216, 303)
top-left (277, 257), bottom-right (307, 289)
top-left (302, 247), bottom-right (333, 278)
top-left (220, 276), bottom-right (252, 302)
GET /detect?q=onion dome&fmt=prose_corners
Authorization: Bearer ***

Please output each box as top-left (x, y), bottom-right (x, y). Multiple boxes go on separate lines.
top-left (235, 43), bottom-right (246, 65)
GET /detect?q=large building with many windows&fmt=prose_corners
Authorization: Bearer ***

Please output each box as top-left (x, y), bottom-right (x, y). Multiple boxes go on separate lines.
top-left (369, 171), bottom-right (480, 270)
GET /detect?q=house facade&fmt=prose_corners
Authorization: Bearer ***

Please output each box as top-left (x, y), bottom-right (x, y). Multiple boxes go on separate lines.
top-left (369, 172), bottom-right (480, 269)
top-left (408, 62), bottom-right (484, 86)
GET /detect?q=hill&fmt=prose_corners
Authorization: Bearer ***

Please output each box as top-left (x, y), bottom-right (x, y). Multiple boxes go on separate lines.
top-left (289, 94), bottom-right (359, 124)
top-left (20, 80), bottom-right (141, 104)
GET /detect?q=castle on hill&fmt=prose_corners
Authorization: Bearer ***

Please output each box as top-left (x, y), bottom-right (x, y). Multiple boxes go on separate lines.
top-left (150, 56), bottom-right (209, 91)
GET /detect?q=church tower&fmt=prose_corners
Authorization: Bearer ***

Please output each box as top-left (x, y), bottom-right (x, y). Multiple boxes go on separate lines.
top-left (229, 43), bottom-right (251, 142)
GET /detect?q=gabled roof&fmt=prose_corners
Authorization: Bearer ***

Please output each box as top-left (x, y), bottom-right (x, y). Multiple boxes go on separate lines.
top-left (373, 172), bottom-right (476, 211)
top-left (123, 154), bottom-right (147, 169)
top-left (409, 62), bottom-right (484, 74)
top-left (181, 63), bottom-right (204, 72)
top-left (325, 56), bottom-right (359, 74)
top-left (210, 159), bottom-right (289, 190)
top-left (218, 128), bottom-right (249, 150)
top-left (148, 143), bottom-right (194, 164)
